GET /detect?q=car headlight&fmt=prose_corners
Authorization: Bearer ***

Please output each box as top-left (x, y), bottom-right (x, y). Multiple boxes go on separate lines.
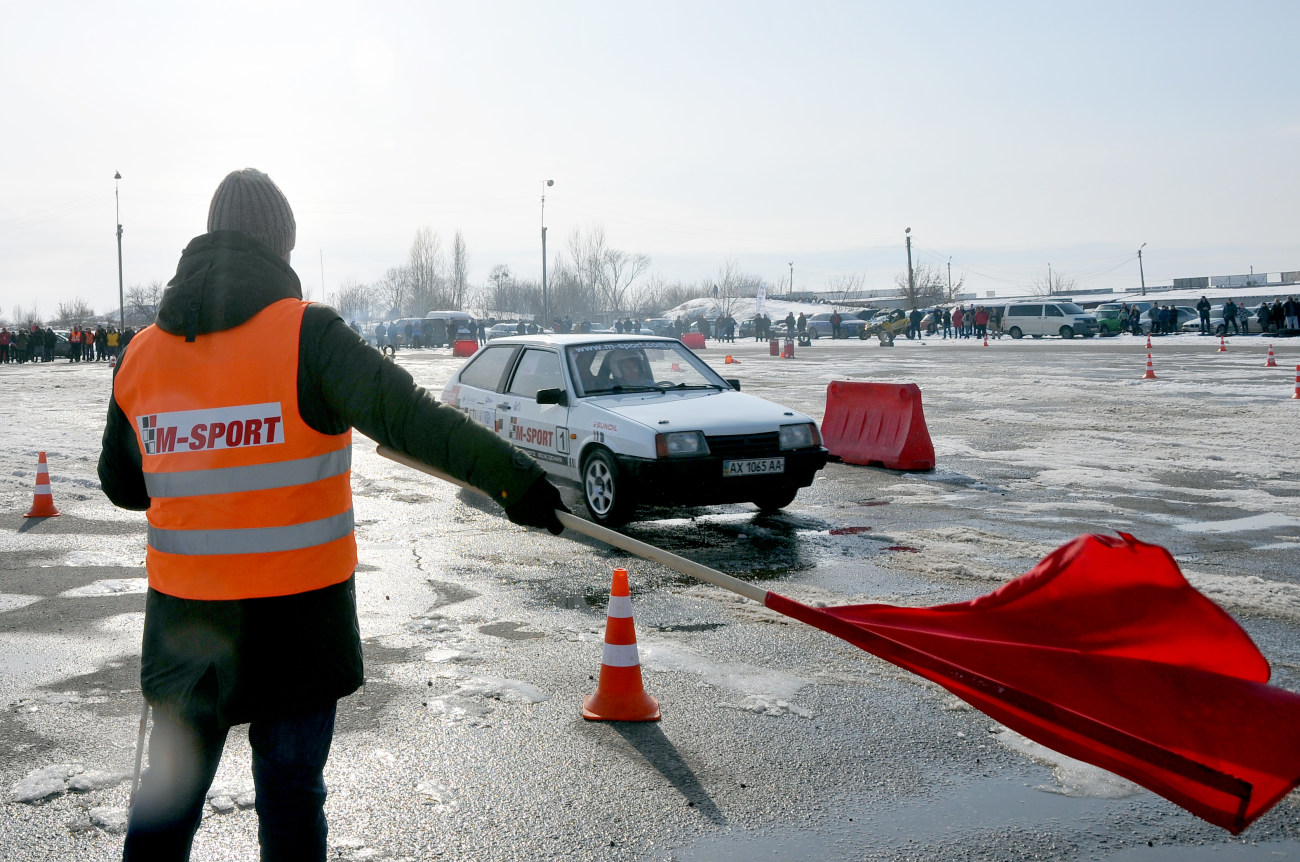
top-left (778, 423), bottom-right (820, 450)
top-left (655, 431), bottom-right (709, 458)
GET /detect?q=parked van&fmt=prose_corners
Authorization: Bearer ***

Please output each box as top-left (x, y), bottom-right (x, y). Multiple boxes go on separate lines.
top-left (1001, 302), bottom-right (1099, 339)
top-left (425, 310), bottom-right (475, 346)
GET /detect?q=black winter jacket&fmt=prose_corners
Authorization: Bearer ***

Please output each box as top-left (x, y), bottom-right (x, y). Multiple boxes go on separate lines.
top-left (99, 231), bottom-right (547, 727)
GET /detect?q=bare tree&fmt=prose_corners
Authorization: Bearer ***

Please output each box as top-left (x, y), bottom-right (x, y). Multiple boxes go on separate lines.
top-left (564, 225), bottom-right (651, 316)
top-left (711, 259), bottom-right (766, 319)
top-left (330, 277), bottom-right (373, 321)
top-left (125, 280), bottom-right (166, 326)
top-left (449, 230), bottom-right (470, 309)
top-left (406, 227), bottom-right (446, 314)
top-left (373, 266), bottom-right (409, 320)
top-left (826, 272), bottom-right (866, 302)
top-left (894, 264), bottom-right (948, 308)
top-left (11, 304), bottom-right (42, 329)
top-left (1031, 270), bottom-right (1078, 297)
top-left (55, 297), bottom-right (96, 326)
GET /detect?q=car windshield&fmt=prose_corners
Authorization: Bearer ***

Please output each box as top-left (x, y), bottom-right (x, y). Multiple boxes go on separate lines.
top-left (1058, 303), bottom-right (1086, 315)
top-left (567, 341), bottom-right (727, 397)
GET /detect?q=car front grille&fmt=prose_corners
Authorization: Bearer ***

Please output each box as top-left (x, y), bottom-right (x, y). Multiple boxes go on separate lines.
top-left (706, 432), bottom-right (781, 459)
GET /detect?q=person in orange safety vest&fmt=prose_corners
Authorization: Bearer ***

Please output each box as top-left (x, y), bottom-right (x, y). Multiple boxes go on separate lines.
top-left (99, 168), bottom-right (566, 861)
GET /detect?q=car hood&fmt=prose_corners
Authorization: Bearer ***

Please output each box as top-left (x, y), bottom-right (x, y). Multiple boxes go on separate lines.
top-left (592, 389), bottom-right (813, 435)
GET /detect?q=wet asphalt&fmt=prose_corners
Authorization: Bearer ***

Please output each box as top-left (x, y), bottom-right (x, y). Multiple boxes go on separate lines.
top-left (2, 334), bottom-right (1298, 860)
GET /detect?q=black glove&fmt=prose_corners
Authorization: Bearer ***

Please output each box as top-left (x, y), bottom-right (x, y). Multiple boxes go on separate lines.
top-left (505, 477), bottom-right (568, 535)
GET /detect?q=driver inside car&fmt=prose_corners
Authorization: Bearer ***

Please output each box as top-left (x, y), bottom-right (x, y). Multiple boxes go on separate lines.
top-left (611, 351), bottom-right (654, 387)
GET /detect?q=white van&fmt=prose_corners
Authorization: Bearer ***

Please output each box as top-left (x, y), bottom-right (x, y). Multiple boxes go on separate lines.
top-left (1001, 302), bottom-right (1099, 339)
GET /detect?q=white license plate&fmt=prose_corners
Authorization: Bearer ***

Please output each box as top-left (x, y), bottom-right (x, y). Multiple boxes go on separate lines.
top-left (723, 457), bottom-right (785, 477)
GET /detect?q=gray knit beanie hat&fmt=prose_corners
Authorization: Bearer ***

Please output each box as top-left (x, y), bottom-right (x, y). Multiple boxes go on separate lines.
top-left (206, 168), bottom-right (296, 258)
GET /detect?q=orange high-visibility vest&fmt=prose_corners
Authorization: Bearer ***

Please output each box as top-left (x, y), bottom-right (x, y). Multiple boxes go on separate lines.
top-left (112, 298), bottom-right (356, 599)
top-left (70, 329), bottom-right (81, 344)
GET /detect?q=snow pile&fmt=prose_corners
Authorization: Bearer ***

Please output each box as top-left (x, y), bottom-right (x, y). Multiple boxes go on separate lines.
top-left (994, 728), bottom-right (1141, 800)
top-left (10, 762), bottom-right (128, 803)
top-left (718, 694), bottom-right (814, 719)
top-left (88, 806), bottom-right (129, 834)
top-left (1176, 513), bottom-right (1300, 533)
top-left (426, 675), bottom-right (551, 727)
top-left (415, 778), bottom-right (460, 812)
top-left (206, 778), bottom-right (255, 812)
top-left (59, 577), bottom-right (148, 598)
top-left (645, 641), bottom-right (815, 717)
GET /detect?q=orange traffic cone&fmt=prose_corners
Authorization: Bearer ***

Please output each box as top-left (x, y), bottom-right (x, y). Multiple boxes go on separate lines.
top-left (109, 354), bottom-right (117, 369)
top-left (582, 568), bottom-right (660, 722)
top-left (1292, 365), bottom-right (1300, 400)
top-left (1145, 335), bottom-right (1152, 349)
top-left (983, 335), bottom-right (988, 347)
top-left (724, 355), bottom-right (734, 364)
top-left (1218, 336), bottom-right (1227, 353)
top-left (1266, 345), bottom-right (1277, 367)
top-left (1142, 353), bottom-right (1157, 380)
top-left (24, 451), bottom-right (60, 518)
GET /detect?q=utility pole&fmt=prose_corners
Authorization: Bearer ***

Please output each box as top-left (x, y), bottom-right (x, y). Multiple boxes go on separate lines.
top-left (1048, 263), bottom-right (1052, 295)
top-left (115, 172), bottom-right (124, 330)
top-left (1138, 244), bottom-right (1147, 296)
top-left (541, 179), bottom-right (553, 327)
top-left (947, 256), bottom-right (952, 298)
top-left (905, 228), bottom-right (914, 305)
top-left (319, 250), bottom-right (325, 303)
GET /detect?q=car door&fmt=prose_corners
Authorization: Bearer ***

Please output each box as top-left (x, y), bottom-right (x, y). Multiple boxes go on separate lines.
top-left (448, 344), bottom-right (519, 433)
top-left (499, 347), bottom-right (576, 480)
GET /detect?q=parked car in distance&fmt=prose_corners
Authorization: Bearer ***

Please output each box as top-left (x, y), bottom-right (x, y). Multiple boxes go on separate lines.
top-left (1179, 304), bottom-right (1265, 336)
top-left (1091, 303), bottom-right (1126, 335)
top-left (487, 322), bottom-right (521, 340)
top-left (441, 334), bottom-right (829, 526)
top-left (1143, 305), bottom-right (1197, 335)
top-left (641, 318), bottom-right (675, 337)
top-left (1002, 302), bottom-right (1099, 339)
top-left (806, 312), bottom-right (868, 339)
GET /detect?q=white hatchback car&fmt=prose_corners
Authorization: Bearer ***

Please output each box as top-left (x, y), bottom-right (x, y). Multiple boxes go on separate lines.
top-left (441, 334), bottom-right (829, 525)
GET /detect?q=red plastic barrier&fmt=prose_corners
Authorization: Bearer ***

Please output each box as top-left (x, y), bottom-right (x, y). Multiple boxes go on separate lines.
top-left (769, 338), bottom-right (780, 356)
top-left (452, 339), bottom-right (479, 357)
top-left (680, 333), bottom-right (706, 349)
top-left (820, 381), bottom-right (935, 470)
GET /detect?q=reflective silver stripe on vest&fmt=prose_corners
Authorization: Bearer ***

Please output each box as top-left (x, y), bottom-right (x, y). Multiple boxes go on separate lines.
top-left (148, 509), bottom-right (355, 556)
top-left (143, 448), bottom-right (351, 498)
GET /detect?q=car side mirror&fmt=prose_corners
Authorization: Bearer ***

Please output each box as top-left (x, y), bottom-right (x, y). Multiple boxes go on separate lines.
top-left (536, 387), bottom-right (568, 406)
top-left (725, 378), bottom-right (741, 391)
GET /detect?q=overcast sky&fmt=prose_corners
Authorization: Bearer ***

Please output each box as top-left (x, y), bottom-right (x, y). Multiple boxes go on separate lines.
top-left (3, 0), bottom-right (1297, 319)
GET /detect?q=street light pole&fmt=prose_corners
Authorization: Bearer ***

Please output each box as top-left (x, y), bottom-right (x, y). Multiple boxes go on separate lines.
top-left (115, 171), bottom-right (124, 331)
top-left (904, 228), bottom-right (914, 305)
top-left (788, 262), bottom-right (793, 296)
top-left (1138, 243), bottom-right (1147, 296)
top-left (541, 179), bottom-right (553, 328)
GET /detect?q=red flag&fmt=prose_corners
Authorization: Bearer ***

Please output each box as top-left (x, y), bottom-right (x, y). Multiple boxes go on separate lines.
top-left (766, 533), bottom-right (1300, 833)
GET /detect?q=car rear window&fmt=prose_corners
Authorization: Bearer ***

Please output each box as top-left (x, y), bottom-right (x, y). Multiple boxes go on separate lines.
top-left (458, 346), bottom-right (517, 392)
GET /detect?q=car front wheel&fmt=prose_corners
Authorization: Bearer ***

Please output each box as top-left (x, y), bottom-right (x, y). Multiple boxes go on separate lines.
top-left (1060, 326), bottom-right (1074, 339)
top-left (1009, 327), bottom-right (1023, 339)
top-left (582, 448), bottom-right (634, 527)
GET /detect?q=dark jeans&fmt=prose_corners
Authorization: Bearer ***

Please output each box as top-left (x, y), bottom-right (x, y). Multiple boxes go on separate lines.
top-left (124, 701), bottom-right (337, 862)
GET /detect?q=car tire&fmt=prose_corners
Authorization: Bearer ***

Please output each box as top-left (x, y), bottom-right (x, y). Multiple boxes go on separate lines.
top-left (1216, 324), bottom-right (1226, 336)
top-left (753, 487), bottom-right (798, 513)
top-left (582, 448), bottom-right (634, 527)
top-left (1060, 326), bottom-right (1074, 339)
top-left (1009, 327), bottom-right (1023, 339)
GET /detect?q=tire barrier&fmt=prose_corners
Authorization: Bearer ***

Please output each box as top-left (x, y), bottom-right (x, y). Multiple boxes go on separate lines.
top-left (820, 381), bottom-right (935, 471)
